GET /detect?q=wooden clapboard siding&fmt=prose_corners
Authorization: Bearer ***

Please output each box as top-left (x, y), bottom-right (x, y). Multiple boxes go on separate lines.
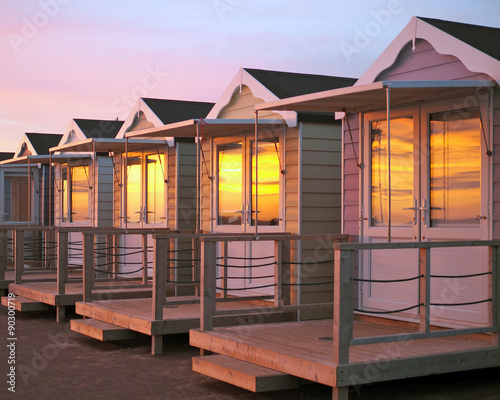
top-left (96, 156), bottom-right (114, 227)
top-left (284, 127), bottom-right (299, 235)
top-left (376, 39), bottom-right (493, 82)
top-left (176, 141), bottom-right (197, 231)
top-left (218, 85), bottom-right (282, 120)
top-left (167, 145), bottom-right (177, 229)
top-left (493, 91), bottom-right (500, 239)
top-left (296, 122), bottom-right (342, 317)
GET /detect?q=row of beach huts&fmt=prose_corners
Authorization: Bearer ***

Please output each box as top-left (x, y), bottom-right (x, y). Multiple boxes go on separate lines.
top-left (1, 16), bottom-right (500, 399)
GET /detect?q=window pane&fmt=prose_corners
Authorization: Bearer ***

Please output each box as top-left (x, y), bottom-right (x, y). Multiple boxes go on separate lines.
top-left (251, 139), bottom-right (280, 226)
top-left (3, 175), bottom-right (29, 222)
top-left (371, 117), bottom-right (413, 226)
top-left (126, 155), bottom-right (142, 223)
top-left (218, 143), bottom-right (242, 225)
top-left (430, 109), bottom-right (480, 227)
top-left (70, 166), bottom-right (89, 223)
top-left (146, 154), bottom-right (165, 224)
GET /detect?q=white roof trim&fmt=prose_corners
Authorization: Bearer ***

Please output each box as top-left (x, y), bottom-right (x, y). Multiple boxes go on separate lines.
top-left (357, 16), bottom-right (500, 86)
top-left (115, 98), bottom-right (166, 139)
top-left (14, 133), bottom-right (39, 157)
top-left (58, 120), bottom-right (88, 150)
top-left (206, 68), bottom-right (297, 127)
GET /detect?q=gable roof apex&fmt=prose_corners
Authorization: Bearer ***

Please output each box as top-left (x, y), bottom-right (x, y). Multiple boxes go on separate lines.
top-left (357, 16), bottom-right (500, 86)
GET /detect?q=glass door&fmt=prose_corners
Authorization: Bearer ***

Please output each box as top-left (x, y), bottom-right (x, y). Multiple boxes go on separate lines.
top-left (214, 134), bottom-right (283, 295)
top-left (362, 101), bottom-right (489, 326)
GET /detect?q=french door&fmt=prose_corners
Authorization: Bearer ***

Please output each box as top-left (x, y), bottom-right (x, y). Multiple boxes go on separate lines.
top-left (362, 100), bottom-right (490, 326)
top-left (213, 133), bottom-right (283, 296)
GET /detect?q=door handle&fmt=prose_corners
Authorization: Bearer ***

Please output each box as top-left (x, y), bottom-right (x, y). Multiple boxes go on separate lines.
top-left (419, 199), bottom-right (429, 225)
top-left (402, 199), bottom-right (418, 225)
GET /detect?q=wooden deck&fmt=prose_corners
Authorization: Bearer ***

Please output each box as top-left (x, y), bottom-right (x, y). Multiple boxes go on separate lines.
top-left (9, 280), bottom-right (151, 305)
top-left (190, 318), bottom-right (500, 389)
top-left (75, 297), bottom-right (293, 354)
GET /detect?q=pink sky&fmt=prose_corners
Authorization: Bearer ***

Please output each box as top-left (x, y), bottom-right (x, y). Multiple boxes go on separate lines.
top-left (1, 0), bottom-right (499, 152)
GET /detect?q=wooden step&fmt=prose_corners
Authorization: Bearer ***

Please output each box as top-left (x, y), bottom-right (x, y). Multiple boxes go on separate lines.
top-left (1, 295), bottom-right (49, 312)
top-left (70, 319), bottom-right (143, 341)
top-left (192, 355), bottom-right (300, 392)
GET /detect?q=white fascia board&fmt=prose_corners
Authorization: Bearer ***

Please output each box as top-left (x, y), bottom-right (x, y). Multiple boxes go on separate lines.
top-left (357, 16), bottom-right (500, 86)
top-left (206, 68), bottom-right (297, 127)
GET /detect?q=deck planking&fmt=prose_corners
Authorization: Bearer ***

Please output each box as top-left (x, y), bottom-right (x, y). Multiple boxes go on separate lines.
top-left (190, 319), bottom-right (500, 387)
top-left (8, 279), bottom-right (151, 306)
top-left (75, 298), bottom-right (290, 336)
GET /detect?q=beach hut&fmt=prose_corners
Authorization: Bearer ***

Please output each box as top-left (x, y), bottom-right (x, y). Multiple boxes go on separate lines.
top-left (190, 17), bottom-right (500, 399)
top-left (1, 133), bottom-right (62, 225)
top-left (128, 68), bottom-right (356, 310)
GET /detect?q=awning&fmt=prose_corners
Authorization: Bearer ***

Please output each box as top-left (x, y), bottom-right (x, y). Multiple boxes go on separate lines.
top-left (125, 118), bottom-right (286, 139)
top-left (256, 80), bottom-right (497, 113)
top-left (0, 154), bottom-right (91, 166)
top-left (50, 138), bottom-right (168, 154)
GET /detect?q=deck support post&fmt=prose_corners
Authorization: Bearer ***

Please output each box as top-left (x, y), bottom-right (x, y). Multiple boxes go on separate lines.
top-left (152, 235), bottom-right (168, 355)
top-left (419, 247), bottom-right (430, 333)
top-left (332, 386), bottom-right (349, 400)
top-left (57, 230), bottom-right (68, 296)
top-left (56, 305), bottom-right (66, 323)
top-left (83, 232), bottom-right (95, 303)
top-left (0, 229), bottom-right (7, 282)
top-left (14, 229), bottom-right (24, 284)
top-left (201, 239), bottom-right (216, 332)
top-left (333, 247), bottom-right (353, 398)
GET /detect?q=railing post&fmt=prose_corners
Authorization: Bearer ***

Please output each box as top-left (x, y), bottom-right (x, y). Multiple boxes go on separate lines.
top-left (105, 234), bottom-right (113, 276)
top-left (113, 233), bottom-right (120, 277)
top-left (0, 229), bottom-right (7, 281)
top-left (201, 239), bottom-right (216, 332)
top-left (282, 238), bottom-right (291, 306)
top-left (333, 247), bottom-right (353, 366)
top-left (152, 235), bottom-right (168, 355)
top-left (49, 229), bottom-right (57, 269)
top-left (419, 247), bottom-right (430, 333)
top-left (83, 232), bottom-right (95, 303)
top-left (274, 239), bottom-right (284, 307)
top-left (57, 230), bottom-right (68, 295)
top-left (142, 233), bottom-right (148, 285)
top-left (221, 240), bottom-right (228, 299)
top-left (153, 236), bottom-right (167, 318)
top-left (14, 229), bottom-right (24, 284)
top-left (193, 236), bottom-right (200, 297)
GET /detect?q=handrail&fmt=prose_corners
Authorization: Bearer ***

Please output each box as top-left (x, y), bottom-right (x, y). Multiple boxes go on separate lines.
top-left (332, 240), bottom-right (500, 367)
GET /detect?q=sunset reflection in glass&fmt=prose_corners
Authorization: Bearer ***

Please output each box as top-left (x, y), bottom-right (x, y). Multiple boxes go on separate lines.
top-left (430, 109), bottom-right (480, 226)
top-left (371, 117), bottom-right (414, 226)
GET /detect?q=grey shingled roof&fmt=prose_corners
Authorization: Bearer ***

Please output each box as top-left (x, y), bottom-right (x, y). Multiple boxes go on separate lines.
top-left (244, 68), bottom-right (357, 99)
top-left (420, 17), bottom-right (500, 61)
top-left (0, 152), bottom-right (14, 161)
top-left (142, 98), bottom-right (215, 124)
top-left (25, 133), bottom-right (63, 155)
top-left (74, 119), bottom-right (124, 139)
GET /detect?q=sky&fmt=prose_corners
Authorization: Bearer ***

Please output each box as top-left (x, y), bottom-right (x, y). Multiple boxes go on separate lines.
top-left (1, 0), bottom-right (499, 153)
